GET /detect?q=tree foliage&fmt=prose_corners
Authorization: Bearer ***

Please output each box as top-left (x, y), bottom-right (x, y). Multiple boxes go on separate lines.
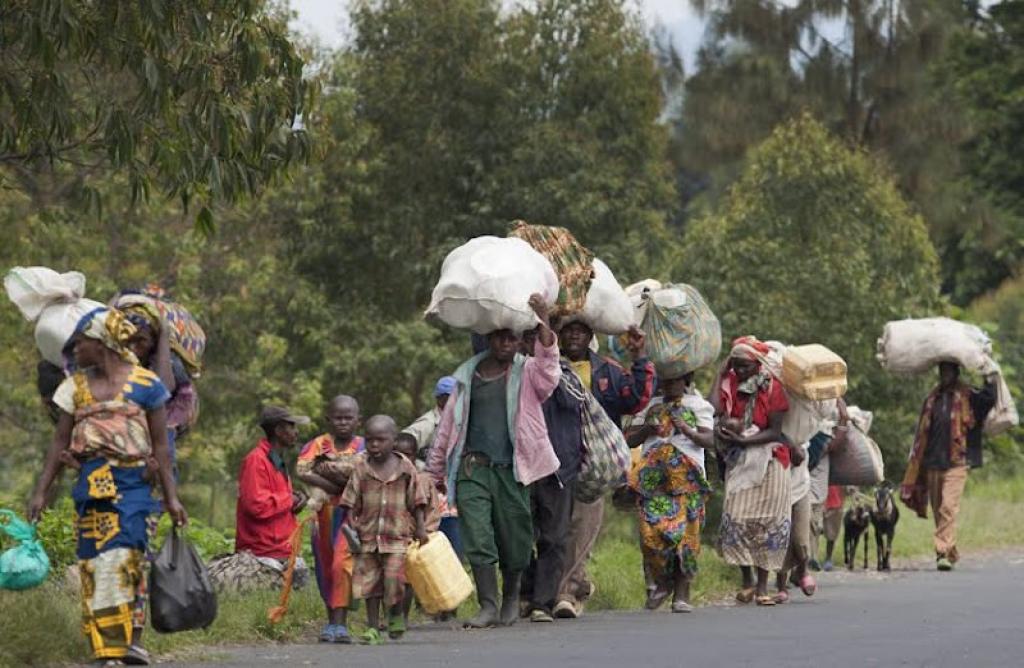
top-left (0, 0), bottom-right (314, 226)
top-left (938, 0), bottom-right (1024, 303)
top-left (679, 115), bottom-right (942, 470)
top-left (677, 0), bottom-right (1015, 302)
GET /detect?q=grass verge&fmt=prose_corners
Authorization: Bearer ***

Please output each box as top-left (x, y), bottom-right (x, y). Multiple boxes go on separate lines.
top-left (2, 473), bottom-right (1022, 665)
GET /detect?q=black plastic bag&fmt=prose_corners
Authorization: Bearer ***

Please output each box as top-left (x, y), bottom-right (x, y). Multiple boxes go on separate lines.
top-left (150, 528), bottom-right (218, 633)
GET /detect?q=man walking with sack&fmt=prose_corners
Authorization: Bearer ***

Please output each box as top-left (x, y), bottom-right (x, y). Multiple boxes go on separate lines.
top-left (428, 295), bottom-right (561, 628)
top-left (554, 321), bottom-right (655, 618)
top-left (900, 362), bottom-right (996, 571)
top-left (518, 326), bottom-right (586, 623)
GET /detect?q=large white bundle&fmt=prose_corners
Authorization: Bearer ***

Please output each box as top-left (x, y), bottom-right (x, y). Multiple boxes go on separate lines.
top-left (425, 236), bottom-right (559, 335)
top-left (5, 267), bottom-right (104, 366)
top-left (878, 317), bottom-right (992, 374)
top-left (578, 258), bottom-right (633, 335)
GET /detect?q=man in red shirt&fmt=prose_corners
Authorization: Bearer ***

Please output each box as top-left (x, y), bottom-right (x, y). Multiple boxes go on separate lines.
top-left (227, 406), bottom-right (311, 587)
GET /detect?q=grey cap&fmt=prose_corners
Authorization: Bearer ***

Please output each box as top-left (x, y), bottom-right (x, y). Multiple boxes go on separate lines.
top-left (259, 405), bottom-right (311, 429)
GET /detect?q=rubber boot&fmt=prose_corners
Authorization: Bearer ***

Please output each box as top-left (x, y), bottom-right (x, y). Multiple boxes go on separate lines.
top-left (465, 565), bottom-right (500, 629)
top-left (499, 570), bottom-right (523, 626)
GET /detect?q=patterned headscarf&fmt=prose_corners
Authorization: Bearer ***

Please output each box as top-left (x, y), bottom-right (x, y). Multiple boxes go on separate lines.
top-left (70, 307), bottom-right (139, 365)
top-left (121, 302), bottom-right (160, 335)
top-left (729, 335), bottom-right (771, 362)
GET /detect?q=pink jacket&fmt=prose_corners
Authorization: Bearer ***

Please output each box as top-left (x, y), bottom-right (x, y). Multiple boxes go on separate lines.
top-left (428, 338), bottom-right (561, 503)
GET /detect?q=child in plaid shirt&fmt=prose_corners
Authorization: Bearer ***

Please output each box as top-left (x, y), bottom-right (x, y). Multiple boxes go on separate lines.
top-left (340, 415), bottom-right (429, 644)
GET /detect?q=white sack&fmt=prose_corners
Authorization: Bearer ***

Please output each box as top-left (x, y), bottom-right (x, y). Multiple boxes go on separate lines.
top-left (35, 299), bottom-right (105, 365)
top-left (5, 267), bottom-right (86, 321)
top-left (5, 267), bottom-right (103, 366)
top-left (578, 258), bottom-right (633, 335)
top-left (878, 317), bottom-right (992, 374)
top-left (425, 237), bottom-right (559, 335)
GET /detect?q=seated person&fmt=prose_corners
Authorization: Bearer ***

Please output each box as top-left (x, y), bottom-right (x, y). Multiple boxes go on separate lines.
top-left (209, 406), bottom-right (311, 593)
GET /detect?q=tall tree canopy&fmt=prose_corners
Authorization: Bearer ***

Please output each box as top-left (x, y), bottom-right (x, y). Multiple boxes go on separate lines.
top-left (680, 115), bottom-right (941, 469)
top-left (0, 0), bottom-right (314, 226)
top-left (677, 0), bottom-right (1011, 302)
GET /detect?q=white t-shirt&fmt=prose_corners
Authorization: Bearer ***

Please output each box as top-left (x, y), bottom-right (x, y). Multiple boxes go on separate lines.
top-left (634, 390), bottom-right (715, 473)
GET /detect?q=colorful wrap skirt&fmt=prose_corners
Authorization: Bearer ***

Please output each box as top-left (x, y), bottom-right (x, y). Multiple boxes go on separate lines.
top-left (627, 443), bottom-right (712, 585)
top-left (73, 457), bottom-right (160, 661)
top-left (718, 458), bottom-right (792, 571)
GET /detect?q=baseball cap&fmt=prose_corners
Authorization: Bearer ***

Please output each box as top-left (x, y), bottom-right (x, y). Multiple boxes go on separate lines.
top-left (434, 376), bottom-right (457, 398)
top-left (259, 405), bottom-right (311, 429)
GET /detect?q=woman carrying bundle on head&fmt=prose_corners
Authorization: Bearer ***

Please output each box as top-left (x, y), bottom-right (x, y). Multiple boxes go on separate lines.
top-left (711, 336), bottom-right (801, 607)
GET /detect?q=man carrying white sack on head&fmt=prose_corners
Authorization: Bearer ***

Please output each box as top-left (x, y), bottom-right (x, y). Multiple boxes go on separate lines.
top-left (427, 295), bottom-right (562, 629)
top-left (900, 362), bottom-right (997, 572)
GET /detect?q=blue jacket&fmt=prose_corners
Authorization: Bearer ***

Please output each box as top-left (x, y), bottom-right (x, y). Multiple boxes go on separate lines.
top-left (587, 352), bottom-right (657, 429)
top-left (543, 360), bottom-right (586, 484)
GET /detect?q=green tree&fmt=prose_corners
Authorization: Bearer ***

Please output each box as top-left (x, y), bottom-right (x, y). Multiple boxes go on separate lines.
top-left (0, 0), bottom-right (314, 227)
top-left (938, 0), bottom-right (1024, 302)
top-left (677, 0), bottom-right (1006, 301)
top-left (680, 115), bottom-right (942, 471)
top-left (307, 0), bottom-right (676, 318)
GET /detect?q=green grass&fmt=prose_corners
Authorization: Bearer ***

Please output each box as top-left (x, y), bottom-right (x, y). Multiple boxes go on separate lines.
top-left (3, 473), bottom-right (1023, 666)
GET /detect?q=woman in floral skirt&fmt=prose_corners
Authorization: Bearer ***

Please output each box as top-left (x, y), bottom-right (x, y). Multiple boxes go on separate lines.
top-left (625, 373), bottom-right (714, 613)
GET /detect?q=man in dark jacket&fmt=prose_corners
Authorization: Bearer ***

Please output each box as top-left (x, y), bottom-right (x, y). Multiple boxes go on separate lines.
top-left (900, 362), bottom-right (997, 571)
top-left (518, 328), bottom-right (586, 623)
top-left (553, 320), bottom-right (656, 618)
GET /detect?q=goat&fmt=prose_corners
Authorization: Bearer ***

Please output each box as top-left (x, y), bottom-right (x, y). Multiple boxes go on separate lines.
top-left (870, 482), bottom-right (900, 571)
top-left (843, 503), bottom-right (872, 570)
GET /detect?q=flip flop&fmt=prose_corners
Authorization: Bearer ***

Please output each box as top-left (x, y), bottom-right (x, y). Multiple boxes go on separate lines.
top-left (798, 574), bottom-right (817, 597)
top-left (756, 595), bottom-right (777, 607)
top-left (332, 625), bottom-right (352, 644)
top-left (735, 588), bottom-right (756, 604)
top-left (645, 587), bottom-right (671, 610)
top-left (122, 645), bottom-right (151, 666)
top-left (360, 627), bottom-right (386, 645)
top-left (671, 600), bottom-right (693, 613)
top-left (773, 590), bottom-right (790, 605)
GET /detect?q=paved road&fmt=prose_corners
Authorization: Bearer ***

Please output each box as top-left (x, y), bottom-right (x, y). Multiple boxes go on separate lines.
top-left (169, 551), bottom-right (1024, 668)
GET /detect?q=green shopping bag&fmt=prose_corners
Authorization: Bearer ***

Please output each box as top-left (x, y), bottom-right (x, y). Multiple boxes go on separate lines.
top-left (0, 509), bottom-right (51, 590)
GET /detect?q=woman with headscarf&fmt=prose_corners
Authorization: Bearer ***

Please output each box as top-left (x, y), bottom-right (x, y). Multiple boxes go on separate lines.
top-left (27, 307), bottom-right (187, 666)
top-left (624, 372), bottom-right (714, 613)
top-left (710, 336), bottom-right (801, 607)
top-left (119, 300), bottom-right (199, 473)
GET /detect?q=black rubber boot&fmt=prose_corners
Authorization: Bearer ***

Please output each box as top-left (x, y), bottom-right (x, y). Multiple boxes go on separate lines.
top-left (465, 565), bottom-right (500, 629)
top-left (499, 570), bottom-right (523, 626)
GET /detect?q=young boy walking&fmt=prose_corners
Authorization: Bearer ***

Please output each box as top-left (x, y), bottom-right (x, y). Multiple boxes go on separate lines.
top-left (340, 415), bottom-right (429, 644)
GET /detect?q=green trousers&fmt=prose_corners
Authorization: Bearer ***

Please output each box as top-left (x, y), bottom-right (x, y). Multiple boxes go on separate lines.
top-left (456, 460), bottom-right (533, 571)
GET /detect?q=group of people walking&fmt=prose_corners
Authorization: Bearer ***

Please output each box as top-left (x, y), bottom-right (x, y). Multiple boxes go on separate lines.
top-left (24, 297), bottom-right (999, 664)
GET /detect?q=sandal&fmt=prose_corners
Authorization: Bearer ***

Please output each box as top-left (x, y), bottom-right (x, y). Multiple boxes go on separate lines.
top-left (388, 614), bottom-right (407, 640)
top-left (122, 645), bottom-right (151, 666)
top-left (798, 574), bottom-right (817, 597)
top-left (735, 588), bottom-right (756, 604)
top-left (671, 600), bottom-right (693, 613)
top-left (360, 627), bottom-right (386, 645)
top-left (773, 590), bottom-right (790, 605)
top-left (645, 587), bottom-right (671, 610)
top-left (756, 595), bottom-right (777, 607)
top-left (319, 624), bottom-right (338, 643)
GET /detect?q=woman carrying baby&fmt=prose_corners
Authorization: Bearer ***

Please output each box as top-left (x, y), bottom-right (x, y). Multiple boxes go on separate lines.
top-left (710, 336), bottom-right (802, 606)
